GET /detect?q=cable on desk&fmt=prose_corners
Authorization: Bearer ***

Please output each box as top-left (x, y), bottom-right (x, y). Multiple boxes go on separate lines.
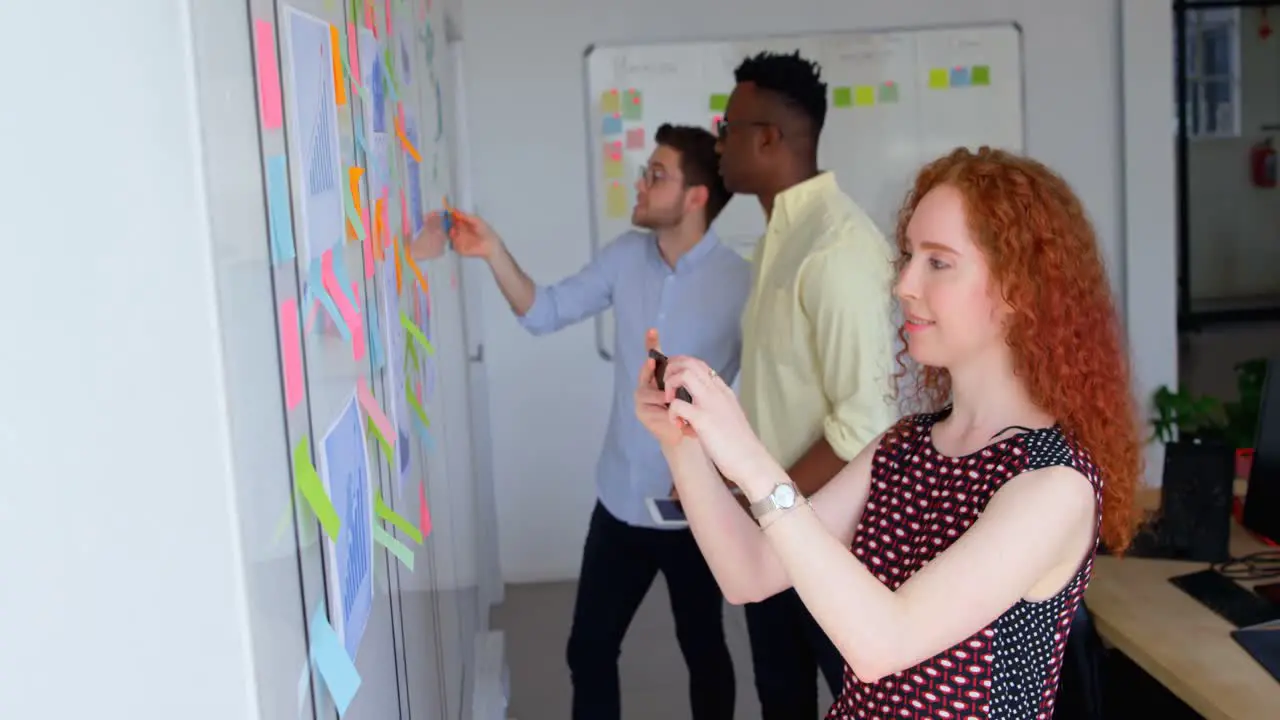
top-left (1212, 550), bottom-right (1280, 581)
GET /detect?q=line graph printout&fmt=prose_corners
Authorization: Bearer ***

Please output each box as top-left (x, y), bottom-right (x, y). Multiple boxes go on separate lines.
top-left (285, 7), bottom-right (345, 263)
top-left (319, 391), bottom-right (374, 660)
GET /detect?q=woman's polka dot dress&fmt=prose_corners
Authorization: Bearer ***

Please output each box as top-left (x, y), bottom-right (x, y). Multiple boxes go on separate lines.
top-left (825, 410), bottom-right (1103, 720)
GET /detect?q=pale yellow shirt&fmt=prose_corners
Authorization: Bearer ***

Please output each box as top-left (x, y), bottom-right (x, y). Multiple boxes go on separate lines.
top-left (739, 172), bottom-right (898, 468)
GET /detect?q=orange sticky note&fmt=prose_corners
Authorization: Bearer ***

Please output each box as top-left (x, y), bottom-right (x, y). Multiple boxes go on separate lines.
top-left (372, 198), bottom-right (387, 262)
top-left (405, 240), bottom-right (429, 295)
top-left (278, 298), bottom-right (304, 409)
top-left (329, 24), bottom-right (346, 106)
top-left (346, 167), bottom-right (365, 242)
top-left (395, 112), bottom-right (422, 164)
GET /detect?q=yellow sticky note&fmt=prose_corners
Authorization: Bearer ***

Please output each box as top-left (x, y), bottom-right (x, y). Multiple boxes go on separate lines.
top-left (600, 89), bottom-right (621, 114)
top-left (604, 157), bottom-right (624, 180)
top-left (854, 86), bottom-right (875, 106)
top-left (606, 183), bottom-right (628, 218)
top-left (928, 68), bottom-right (949, 89)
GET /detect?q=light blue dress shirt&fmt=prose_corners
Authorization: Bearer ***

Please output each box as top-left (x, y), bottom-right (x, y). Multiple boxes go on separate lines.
top-left (519, 229), bottom-right (752, 529)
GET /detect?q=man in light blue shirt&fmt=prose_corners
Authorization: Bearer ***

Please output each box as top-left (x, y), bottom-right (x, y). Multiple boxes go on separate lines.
top-left (423, 124), bottom-right (750, 720)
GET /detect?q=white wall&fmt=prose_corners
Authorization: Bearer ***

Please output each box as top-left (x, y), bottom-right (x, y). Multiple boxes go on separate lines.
top-left (0, 1), bottom-right (263, 717)
top-left (460, 0), bottom-right (1177, 583)
top-left (1187, 8), bottom-right (1280, 302)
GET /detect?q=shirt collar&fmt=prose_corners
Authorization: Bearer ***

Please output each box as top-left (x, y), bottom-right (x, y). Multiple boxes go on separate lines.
top-left (650, 227), bottom-right (721, 273)
top-left (770, 171), bottom-right (839, 231)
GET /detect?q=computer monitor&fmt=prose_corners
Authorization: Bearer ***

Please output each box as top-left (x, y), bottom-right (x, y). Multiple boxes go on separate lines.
top-left (1242, 357), bottom-right (1280, 544)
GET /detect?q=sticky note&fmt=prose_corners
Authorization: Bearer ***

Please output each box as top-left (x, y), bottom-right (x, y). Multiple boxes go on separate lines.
top-left (265, 154), bottom-right (295, 264)
top-left (832, 87), bottom-right (852, 108)
top-left (879, 82), bottom-right (899, 103)
top-left (928, 68), bottom-right (949, 89)
top-left (604, 140), bottom-right (622, 161)
top-left (854, 86), bottom-right (876, 107)
top-left (252, 20), bottom-right (283, 130)
top-left (344, 167), bottom-right (366, 243)
top-left (279, 299), bottom-right (304, 409)
top-left (600, 89), bottom-right (621, 114)
top-left (329, 24), bottom-right (346, 106)
top-left (308, 258), bottom-right (350, 340)
top-left (293, 437), bottom-right (340, 540)
top-left (325, 253), bottom-right (365, 362)
top-left (309, 606), bottom-right (361, 712)
top-left (606, 182), bottom-right (628, 218)
top-left (602, 114), bottom-right (623, 135)
top-left (622, 89), bottom-right (643, 121)
top-left (603, 156), bottom-right (625, 180)
top-left (401, 310), bottom-right (435, 355)
top-left (626, 127), bottom-right (645, 150)
top-left (375, 490), bottom-right (423, 543)
top-left (374, 524), bottom-right (414, 570)
top-left (405, 242), bottom-right (430, 295)
top-left (971, 65), bottom-right (991, 86)
top-left (356, 378), bottom-right (394, 444)
top-left (395, 112), bottom-right (422, 163)
top-left (405, 377), bottom-right (431, 437)
top-left (709, 93), bottom-right (729, 112)
top-left (419, 481), bottom-right (433, 537)
top-left (950, 66), bottom-right (970, 87)
top-left (347, 23), bottom-right (361, 88)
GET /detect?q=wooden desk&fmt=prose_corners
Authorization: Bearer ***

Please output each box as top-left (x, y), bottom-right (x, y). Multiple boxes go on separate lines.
top-left (1087, 487), bottom-right (1280, 720)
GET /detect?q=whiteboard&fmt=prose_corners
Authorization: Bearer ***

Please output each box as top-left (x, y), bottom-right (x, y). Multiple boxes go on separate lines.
top-left (584, 25), bottom-right (1024, 358)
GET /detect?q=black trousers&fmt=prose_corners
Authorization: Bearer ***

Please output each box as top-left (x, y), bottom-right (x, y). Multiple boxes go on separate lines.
top-left (745, 588), bottom-right (846, 719)
top-left (566, 502), bottom-right (735, 720)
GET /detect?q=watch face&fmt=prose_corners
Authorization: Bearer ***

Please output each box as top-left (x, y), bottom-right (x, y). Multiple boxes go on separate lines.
top-left (773, 484), bottom-right (796, 508)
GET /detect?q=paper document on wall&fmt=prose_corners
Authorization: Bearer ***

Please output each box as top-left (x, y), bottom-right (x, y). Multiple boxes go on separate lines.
top-left (319, 391), bottom-right (374, 661)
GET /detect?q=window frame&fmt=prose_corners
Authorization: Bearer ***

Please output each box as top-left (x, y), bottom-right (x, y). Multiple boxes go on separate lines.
top-left (1177, 7), bottom-right (1242, 140)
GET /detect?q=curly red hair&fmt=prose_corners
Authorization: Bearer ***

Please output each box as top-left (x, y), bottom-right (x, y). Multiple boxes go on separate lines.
top-left (893, 147), bottom-right (1144, 554)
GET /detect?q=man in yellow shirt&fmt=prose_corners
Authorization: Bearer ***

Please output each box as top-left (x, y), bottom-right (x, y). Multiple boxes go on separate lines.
top-left (716, 50), bottom-right (899, 719)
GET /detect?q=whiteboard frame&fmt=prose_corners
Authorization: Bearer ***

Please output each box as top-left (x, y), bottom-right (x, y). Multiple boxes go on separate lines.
top-left (580, 22), bottom-right (1027, 363)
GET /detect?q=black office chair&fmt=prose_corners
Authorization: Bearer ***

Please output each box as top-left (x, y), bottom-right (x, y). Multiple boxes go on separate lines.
top-left (1053, 602), bottom-right (1105, 720)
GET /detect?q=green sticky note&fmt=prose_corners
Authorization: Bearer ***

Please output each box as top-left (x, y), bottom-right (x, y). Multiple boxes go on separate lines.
top-left (854, 85), bottom-right (876, 107)
top-left (832, 87), bottom-right (852, 108)
top-left (376, 490), bottom-right (424, 544)
top-left (622, 89), bottom-right (643, 120)
top-left (400, 310), bottom-right (435, 355)
top-left (374, 524), bottom-right (415, 570)
top-left (406, 377), bottom-right (431, 430)
top-left (971, 65), bottom-right (991, 86)
top-left (878, 82), bottom-right (899, 103)
top-left (928, 68), bottom-right (949, 89)
top-left (293, 437), bottom-right (340, 541)
top-left (709, 93), bottom-right (729, 112)
top-left (366, 415), bottom-right (394, 468)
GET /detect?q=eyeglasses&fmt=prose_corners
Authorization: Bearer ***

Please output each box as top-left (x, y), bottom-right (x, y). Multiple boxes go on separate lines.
top-left (637, 166), bottom-right (673, 187)
top-left (716, 118), bottom-right (777, 141)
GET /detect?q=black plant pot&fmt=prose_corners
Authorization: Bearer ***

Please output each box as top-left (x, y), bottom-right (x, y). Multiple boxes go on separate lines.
top-left (1159, 438), bottom-right (1236, 563)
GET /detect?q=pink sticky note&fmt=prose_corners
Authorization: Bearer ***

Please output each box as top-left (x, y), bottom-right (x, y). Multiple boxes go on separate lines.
top-left (399, 188), bottom-right (410, 237)
top-left (321, 251), bottom-right (365, 361)
top-left (347, 23), bottom-right (361, 88)
top-left (385, 0), bottom-right (394, 36)
top-left (419, 481), bottom-right (433, 537)
top-left (626, 127), bottom-right (645, 150)
top-left (278, 298), bottom-right (304, 409)
top-left (252, 20), bottom-right (284, 130)
top-left (357, 378), bottom-right (395, 443)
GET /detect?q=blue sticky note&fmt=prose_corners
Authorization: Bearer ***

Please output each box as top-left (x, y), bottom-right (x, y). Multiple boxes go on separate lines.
top-left (265, 155), bottom-right (295, 264)
top-left (353, 113), bottom-right (370, 157)
top-left (949, 66), bottom-right (971, 87)
top-left (414, 413), bottom-right (436, 453)
top-left (602, 114), bottom-right (623, 135)
top-left (309, 606), bottom-right (361, 714)
top-left (308, 258), bottom-right (350, 340)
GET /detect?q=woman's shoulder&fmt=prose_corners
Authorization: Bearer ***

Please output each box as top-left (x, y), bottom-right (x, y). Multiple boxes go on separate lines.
top-left (878, 410), bottom-right (948, 450)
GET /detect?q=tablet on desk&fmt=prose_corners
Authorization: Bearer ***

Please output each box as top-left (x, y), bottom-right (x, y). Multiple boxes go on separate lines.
top-left (646, 497), bottom-right (688, 527)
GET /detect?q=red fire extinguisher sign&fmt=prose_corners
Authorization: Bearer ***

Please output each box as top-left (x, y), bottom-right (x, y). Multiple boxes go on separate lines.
top-left (1252, 138), bottom-right (1277, 188)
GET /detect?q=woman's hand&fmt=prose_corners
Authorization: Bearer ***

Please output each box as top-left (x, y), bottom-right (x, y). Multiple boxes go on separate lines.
top-left (634, 329), bottom-right (695, 448)
top-left (662, 354), bottom-right (777, 494)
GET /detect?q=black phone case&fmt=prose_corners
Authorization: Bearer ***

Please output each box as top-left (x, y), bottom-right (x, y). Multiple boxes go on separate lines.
top-left (649, 349), bottom-right (693, 403)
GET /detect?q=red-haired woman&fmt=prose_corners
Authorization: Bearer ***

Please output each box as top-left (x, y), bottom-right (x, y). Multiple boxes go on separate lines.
top-left (636, 147), bottom-right (1144, 719)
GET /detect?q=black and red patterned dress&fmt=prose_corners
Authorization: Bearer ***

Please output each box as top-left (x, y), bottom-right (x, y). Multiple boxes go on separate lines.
top-left (825, 410), bottom-right (1102, 720)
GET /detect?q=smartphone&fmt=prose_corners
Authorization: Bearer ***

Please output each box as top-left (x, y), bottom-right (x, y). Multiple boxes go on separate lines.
top-left (645, 496), bottom-right (689, 527)
top-left (649, 349), bottom-right (693, 404)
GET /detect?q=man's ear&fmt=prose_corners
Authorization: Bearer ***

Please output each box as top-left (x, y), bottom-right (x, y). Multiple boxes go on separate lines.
top-left (685, 184), bottom-right (709, 214)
